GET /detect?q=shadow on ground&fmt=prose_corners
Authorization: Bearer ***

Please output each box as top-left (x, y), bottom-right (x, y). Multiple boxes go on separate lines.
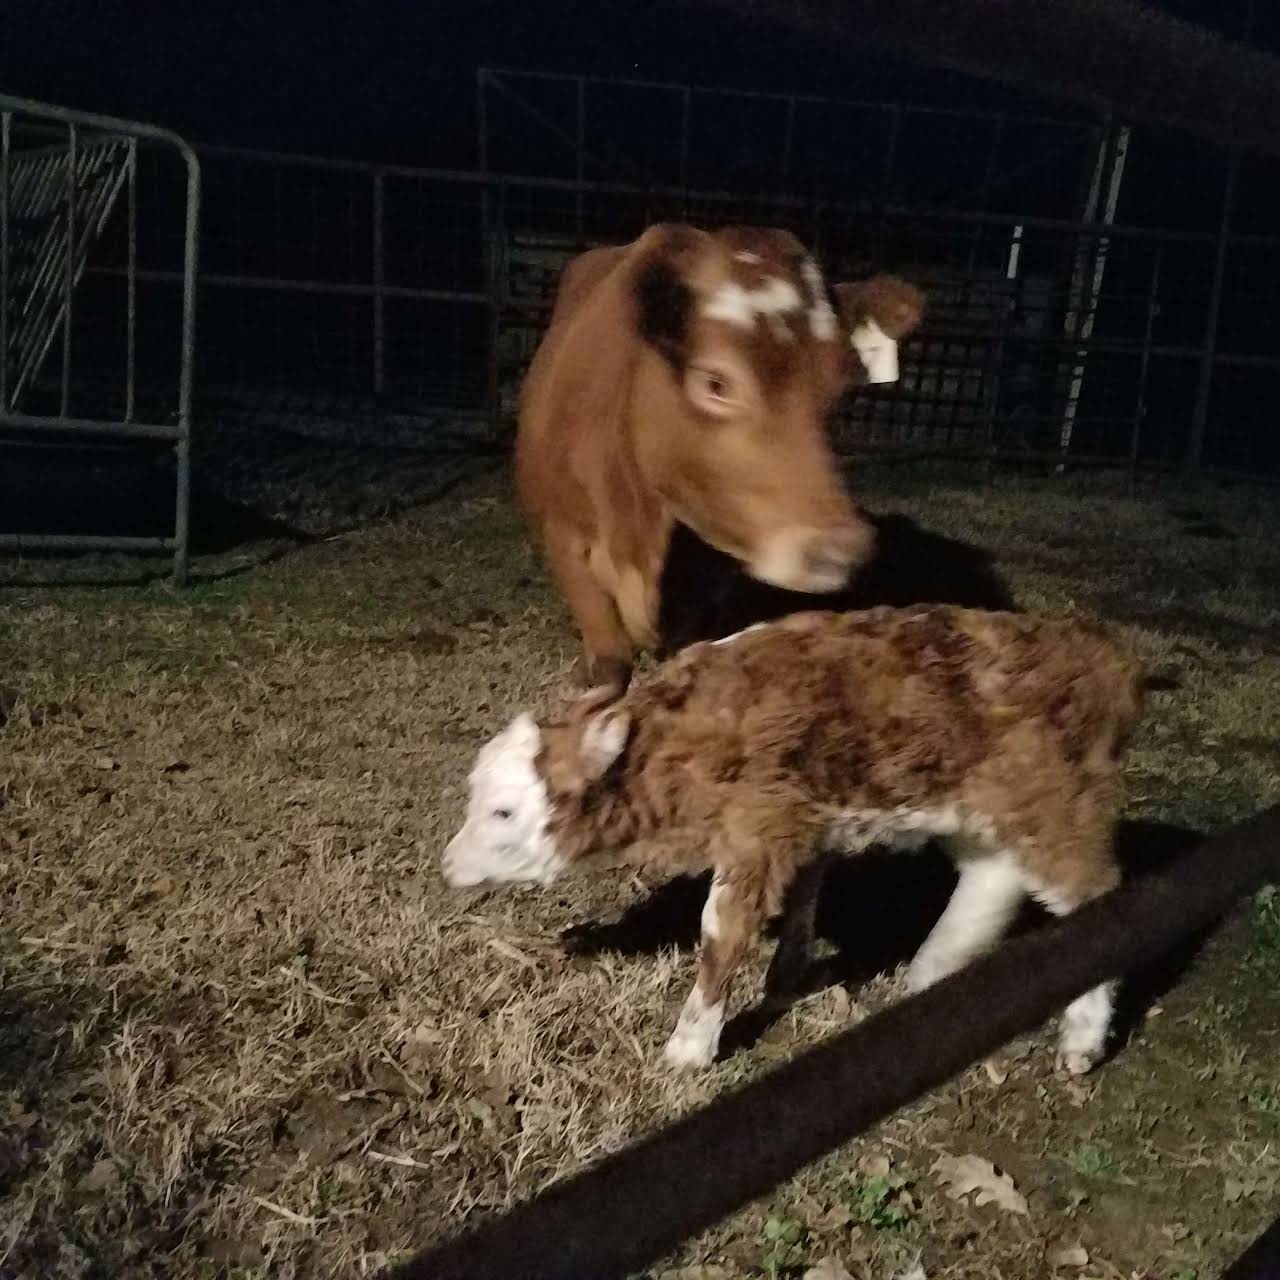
top-left (562, 818), bottom-right (1213, 1063)
top-left (659, 506), bottom-right (1018, 653)
top-left (0, 437), bottom-right (501, 587)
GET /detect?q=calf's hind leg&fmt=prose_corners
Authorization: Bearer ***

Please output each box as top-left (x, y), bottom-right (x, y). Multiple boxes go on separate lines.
top-left (664, 868), bottom-right (766, 1071)
top-left (763, 855), bottom-right (829, 1010)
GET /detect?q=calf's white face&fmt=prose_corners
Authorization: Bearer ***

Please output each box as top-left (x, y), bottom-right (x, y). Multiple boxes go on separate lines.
top-left (440, 713), bottom-right (560, 889)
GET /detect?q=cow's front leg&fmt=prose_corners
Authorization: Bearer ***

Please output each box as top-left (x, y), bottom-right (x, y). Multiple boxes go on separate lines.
top-left (664, 868), bottom-right (765, 1070)
top-left (543, 522), bottom-right (633, 691)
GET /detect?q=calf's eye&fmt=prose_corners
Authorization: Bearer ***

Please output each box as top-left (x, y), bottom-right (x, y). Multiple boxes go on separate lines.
top-left (493, 807), bottom-right (513, 821)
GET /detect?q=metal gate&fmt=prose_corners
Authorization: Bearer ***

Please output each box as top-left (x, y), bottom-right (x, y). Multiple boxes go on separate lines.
top-left (0, 94), bottom-right (200, 582)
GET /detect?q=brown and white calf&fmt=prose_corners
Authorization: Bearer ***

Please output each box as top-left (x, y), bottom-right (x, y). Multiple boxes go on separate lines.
top-left (441, 606), bottom-right (1144, 1075)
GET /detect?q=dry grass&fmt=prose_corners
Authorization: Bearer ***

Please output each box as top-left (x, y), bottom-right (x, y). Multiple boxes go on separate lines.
top-left (1, 462), bottom-right (1279, 1279)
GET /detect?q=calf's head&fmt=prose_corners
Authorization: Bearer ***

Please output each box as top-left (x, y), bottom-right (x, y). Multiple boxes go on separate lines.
top-left (623, 224), bottom-right (923, 593)
top-left (440, 689), bottom-right (632, 890)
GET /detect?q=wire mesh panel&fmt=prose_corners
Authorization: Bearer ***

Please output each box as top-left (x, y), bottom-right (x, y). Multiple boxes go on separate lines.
top-left (85, 132), bottom-right (1280, 482)
top-left (0, 93), bottom-right (200, 579)
top-left (14, 71), bottom-right (1271, 499)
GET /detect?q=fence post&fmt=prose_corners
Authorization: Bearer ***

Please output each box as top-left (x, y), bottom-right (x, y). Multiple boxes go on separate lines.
top-left (0, 111), bottom-right (9, 413)
top-left (1187, 0), bottom-right (1253, 476)
top-left (575, 76), bottom-right (585, 235)
top-left (372, 169), bottom-right (385, 400)
top-left (1186, 147), bottom-right (1239, 474)
top-left (1130, 245), bottom-right (1162, 490)
top-left (125, 138), bottom-right (137, 423)
top-left (173, 146), bottom-right (201, 587)
top-left (484, 181), bottom-right (505, 446)
top-left (62, 121), bottom-right (77, 418)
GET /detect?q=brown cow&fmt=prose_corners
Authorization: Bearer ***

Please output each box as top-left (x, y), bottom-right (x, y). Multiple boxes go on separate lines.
top-left (515, 223), bottom-right (925, 690)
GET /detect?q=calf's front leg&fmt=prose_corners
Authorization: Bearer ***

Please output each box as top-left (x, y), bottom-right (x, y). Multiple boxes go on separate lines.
top-left (664, 868), bottom-right (765, 1070)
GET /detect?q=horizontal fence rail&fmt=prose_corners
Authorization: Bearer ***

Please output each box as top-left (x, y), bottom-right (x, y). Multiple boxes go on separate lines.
top-left (0, 93), bottom-right (200, 581)
top-left (77, 132), bottom-right (1280, 484)
top-left (387, 803), bottom-right (1280, 1280)
top-left (11, 77), bottom-right (1280, 581)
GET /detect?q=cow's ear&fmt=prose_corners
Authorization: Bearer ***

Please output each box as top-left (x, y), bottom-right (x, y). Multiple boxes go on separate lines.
top-left (634, 255), bottom-right (692, 366)
top-left (832, 275), bottom-right (925, 386)
top-left (833, 274), bottom-right (926, 341)
top-left (631, 224), bottom-right (708, 368)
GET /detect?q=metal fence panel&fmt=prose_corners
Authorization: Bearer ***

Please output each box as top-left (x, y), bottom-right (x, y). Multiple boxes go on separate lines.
top-left (0, 93), bottom-right (200, 581)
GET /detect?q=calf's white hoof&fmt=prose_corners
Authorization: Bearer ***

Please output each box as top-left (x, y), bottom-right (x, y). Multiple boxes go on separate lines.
top-left (663, 1026), bottom-right (717, 1071)
top-left (904, 951), bottom-right (953, 996)
top-left (1055, 1048), bottom-right (1101, 1077)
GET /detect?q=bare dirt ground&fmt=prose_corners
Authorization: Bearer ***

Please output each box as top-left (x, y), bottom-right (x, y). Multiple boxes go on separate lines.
top-left (1, 459), bottom-right (1279, 1279)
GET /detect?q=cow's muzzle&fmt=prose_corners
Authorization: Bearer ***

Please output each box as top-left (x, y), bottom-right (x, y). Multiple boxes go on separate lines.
top-left (748, 523), bottom-right (873, 594)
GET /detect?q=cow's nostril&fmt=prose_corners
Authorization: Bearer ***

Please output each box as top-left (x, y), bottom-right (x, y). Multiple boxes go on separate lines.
top-left (803, 536), bottom-right (857, 581)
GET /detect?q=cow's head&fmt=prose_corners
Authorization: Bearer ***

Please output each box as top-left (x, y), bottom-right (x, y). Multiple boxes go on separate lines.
top-left (621, 224), bottom-right (924, 594)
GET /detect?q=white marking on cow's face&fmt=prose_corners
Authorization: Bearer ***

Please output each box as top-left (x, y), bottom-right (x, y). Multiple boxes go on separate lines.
top-left (850, 317), bottom-right (899, 384)
top-left (800, 257), bottom-right (838, 342)
top-left (663, 984), bottom-right (724, 1070)
top-left (440, 713), bottom-right (563, 889)
top-left (733, 250), bottom-right (762, 264)
top-left (702, 276), bottom-right (802, 341)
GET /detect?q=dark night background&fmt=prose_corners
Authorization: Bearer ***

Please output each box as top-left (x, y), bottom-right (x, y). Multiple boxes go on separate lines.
top-left (3, 0), bottom-right (1280, 493)
top-left (1, 0), bottom-right (1277, 229)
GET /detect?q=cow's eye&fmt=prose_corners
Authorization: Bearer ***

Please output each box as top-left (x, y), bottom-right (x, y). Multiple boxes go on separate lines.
top-left (688, 366), bottom-right (738, 415)
top-left (705, 374), bottom-right (728, 399)
top-left (493, 807), bottom-right (513, 821)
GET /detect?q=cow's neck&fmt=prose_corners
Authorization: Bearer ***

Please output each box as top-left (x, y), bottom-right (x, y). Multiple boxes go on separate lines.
top-left (596, 435), bottom-right (676, 650)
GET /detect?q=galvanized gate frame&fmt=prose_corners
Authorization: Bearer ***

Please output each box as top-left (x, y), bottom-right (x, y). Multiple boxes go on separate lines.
top-left (0, 94), bottom-right (200, 583)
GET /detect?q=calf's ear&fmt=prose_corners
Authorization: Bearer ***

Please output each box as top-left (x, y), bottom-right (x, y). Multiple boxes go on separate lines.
top-left (579, 704), bottom-right (632, 782)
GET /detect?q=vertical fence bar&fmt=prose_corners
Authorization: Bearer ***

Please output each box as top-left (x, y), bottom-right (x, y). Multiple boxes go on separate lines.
top-left (372, 169), bottom-right (385, 398)
top-left (125, 137), bottom-right (137, 422)
top-left (1061, 123), bottom-right (1129, 457)
top-left (1187, 0), bottom-right (1252, 475)
top-left (61, 121), bottom-right (76, 417)
top-left (781, 95), bottom-right (795, 190)
top-left (876, 105), bottom-right (902, 256)
top-left (969, 113), bottom-right (1005, 273)
top-left (575, 76), bottom-right (585, 235)
top-left (0, 111), bottom-right (10, 412)
top-left (679, 87), bottom-right (691, 197)
top-left (483, 180), bottom-right (505, 446)
top-left (1130, 245), bottom-right (1161, 491)
top-left (173, 147), bottom-right (201, 586)
top-left (1187, 149), bottom-right (1240, 474)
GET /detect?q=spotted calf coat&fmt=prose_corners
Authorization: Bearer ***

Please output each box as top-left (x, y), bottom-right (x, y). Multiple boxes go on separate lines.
top-left (444, 605), bottom-right (1145, 1074)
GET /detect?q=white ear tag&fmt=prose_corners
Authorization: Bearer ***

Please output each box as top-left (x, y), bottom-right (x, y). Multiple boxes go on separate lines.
top-left (850, 318), bottom-right (899, 385)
